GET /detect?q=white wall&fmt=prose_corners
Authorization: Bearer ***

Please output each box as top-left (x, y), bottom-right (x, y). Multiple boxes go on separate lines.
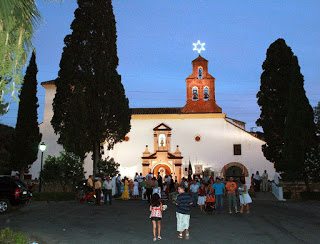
top-left (31, 86), bottom-right (275, 185)
top-left (104, 118), bottom-right (276, 183)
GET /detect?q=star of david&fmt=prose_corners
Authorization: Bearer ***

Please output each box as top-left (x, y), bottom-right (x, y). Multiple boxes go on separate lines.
top-left (193, 40), bottom-right (205, 54)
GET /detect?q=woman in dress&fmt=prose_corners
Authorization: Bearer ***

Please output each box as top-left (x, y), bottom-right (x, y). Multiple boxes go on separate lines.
top-left (238, 181), bottom-right (252, 214)
top-left (121, 177), bottom-right (129, 200)
top-left (129, 179), bottom-right (134, 197)
top-left (133, 179), bottom-right (139, 199)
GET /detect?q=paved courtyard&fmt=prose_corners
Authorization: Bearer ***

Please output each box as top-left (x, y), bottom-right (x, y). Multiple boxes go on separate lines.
top-left (1, 197), bottom-right (320, 243)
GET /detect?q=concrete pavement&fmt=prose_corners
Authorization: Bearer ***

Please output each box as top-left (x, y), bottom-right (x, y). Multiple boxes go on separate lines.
top-left (0, 198), bottom-right (319, 243)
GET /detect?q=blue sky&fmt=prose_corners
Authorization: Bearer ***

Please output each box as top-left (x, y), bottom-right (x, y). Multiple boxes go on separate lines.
top-left (1, 0), bottom-right (319, 131)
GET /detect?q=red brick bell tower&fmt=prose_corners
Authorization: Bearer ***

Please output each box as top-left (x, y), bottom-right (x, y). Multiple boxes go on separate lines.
top-left (182, 55), bottom-right (222, 113)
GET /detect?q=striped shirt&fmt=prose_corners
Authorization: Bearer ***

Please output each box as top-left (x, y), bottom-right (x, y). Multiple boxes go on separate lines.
top-left (176, 193), bottom-right (192, 215)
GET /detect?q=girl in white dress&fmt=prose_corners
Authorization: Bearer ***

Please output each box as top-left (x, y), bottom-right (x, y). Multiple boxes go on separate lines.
top-left (133, 179), bottom-right (139, 199)
top-left (238, 181), bottom-right (252, 214)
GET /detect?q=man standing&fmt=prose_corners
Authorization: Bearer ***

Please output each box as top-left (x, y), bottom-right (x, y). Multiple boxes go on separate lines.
top-left (212, 178), bottom-right (225, 214)
top-left (103, 176), bottom-right (113, 205)
top-left (87, 175), bottom-right (94, 192)
top-left (116, 174), bottom-right (121, 196)
top-left (145, 176), bottom-right (153, 203)
top-left (189, 180), bottom-right (199, 207)
top-left (146, 171), bottom-right (153, 180)
top-left (95, 178), bottom-right (102, 205)
top-left (253, 171), bottom-right (261, 192)
top-left (134, 172), bottom-right (140, 181)
top-left (261, 170), bottom-right (269, 192)
top-left (157, 173), bottom-right (163, 191)
top-left (225, 177), bottom-right (238, 214)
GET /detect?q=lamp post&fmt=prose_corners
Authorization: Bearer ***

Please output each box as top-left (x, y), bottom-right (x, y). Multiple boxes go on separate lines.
top-left (38, 142), bottom-right (47, 192)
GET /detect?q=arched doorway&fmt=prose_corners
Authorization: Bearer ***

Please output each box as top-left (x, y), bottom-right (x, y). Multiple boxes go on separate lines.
top-left (223, 162), bottom-right (248, 184)
top-left (153, 164), bottom-right (172, 178)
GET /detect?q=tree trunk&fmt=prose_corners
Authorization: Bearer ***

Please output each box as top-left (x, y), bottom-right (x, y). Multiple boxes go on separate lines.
top-left (92, 141), bottom-right (100, 176)
top-left (19, 169), bottom-right (25, 180)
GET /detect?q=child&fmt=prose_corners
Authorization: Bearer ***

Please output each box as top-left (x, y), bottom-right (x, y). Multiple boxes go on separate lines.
top-left (197, 183), bottom-right (207, 213)
top-left (175, 185), bottom-right (192, 239)
top-left (150, 193), bottom-right (163, 241)
top-left (238, 181), bottom-right (252, 214)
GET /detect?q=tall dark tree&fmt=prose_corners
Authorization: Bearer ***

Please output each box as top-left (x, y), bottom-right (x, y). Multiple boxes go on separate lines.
top-left (11, 51), bottom-right (42, 179)
top-left (282, 56), bottom-right (316, 185)
top-left (0, 124), bottom-right (15, 174)
top-left (51, 0), bottom-right (131, 175)
top-left (256, 39), bottom-right (295, 171)
top-left (314, 102), bottom-right (320, 137)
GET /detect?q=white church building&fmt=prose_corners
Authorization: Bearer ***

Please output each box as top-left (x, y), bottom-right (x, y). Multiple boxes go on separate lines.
top-left (30, 54), bottom-right (276, 185)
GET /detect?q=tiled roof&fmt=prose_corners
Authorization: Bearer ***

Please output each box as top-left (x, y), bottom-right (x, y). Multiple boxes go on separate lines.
top-left (41, 80), bottom-right (55, 86)
top-left (131, 107), bottom-right (183, 115)
top-left (192, 55), bottom-right (208, 62)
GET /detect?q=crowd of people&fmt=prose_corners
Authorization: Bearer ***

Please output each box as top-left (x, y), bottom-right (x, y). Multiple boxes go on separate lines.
top-left (86, 170), bottom-right (269, 241)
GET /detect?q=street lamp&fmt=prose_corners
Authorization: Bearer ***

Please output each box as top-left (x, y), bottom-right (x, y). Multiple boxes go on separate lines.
top-left (38, 142), bottom-right (47, 192)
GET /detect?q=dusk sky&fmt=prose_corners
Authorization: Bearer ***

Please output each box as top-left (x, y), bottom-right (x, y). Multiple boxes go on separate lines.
top-left (1, 0), bottom-right (319, 131)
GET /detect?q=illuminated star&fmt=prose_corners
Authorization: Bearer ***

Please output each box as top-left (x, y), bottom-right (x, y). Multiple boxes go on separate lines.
top-left (193, 40), bottom-right (205, 54)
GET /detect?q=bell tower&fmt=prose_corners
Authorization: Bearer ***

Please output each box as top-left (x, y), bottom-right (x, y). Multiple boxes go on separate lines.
top-left (182, 55), bottom-right (222, 113)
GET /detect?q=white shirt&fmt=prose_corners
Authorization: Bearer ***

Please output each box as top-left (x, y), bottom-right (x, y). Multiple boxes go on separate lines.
top-left (103, 180), bottom-right (113, 190)
top-left (184, 181), bottom-right (188, 189)
top-left (262, 173), bottom-right (268, 180)
top-left (116, 176), bottom-right (121, 184)
top-left (190, 184), bottom-right (199, 193)
top-left (138, 175), bottom-right (143, 183)
top-left (253, 174), bottom-right (261, 180)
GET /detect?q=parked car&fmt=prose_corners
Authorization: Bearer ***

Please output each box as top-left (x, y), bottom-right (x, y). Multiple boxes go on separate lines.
top-left (0, 176), bottom-right (31, 213)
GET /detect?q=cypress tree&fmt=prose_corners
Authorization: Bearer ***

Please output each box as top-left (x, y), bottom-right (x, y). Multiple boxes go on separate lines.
top-left (283, 56), bottom-right (316, 185)
top-left (52, 0), bottom-right (131, 175)
top-left (256, 38), bottom-right (294, 171)
top-left (12, 51), bottom-right (42, 179)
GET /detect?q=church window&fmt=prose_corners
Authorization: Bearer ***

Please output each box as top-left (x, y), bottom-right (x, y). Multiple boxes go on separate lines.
top-left (159, 134), bottom-right (166, 147)
top-left (198, 67), bottom-right (203, 79)
top-left (195, 135), bottom-right (201, 142)
top-left (233, 144), bottom-right (241, 155)
top-left (204, 87), bottom-right (209, 101)
top-left (192, 87), bottom-right (199, 101)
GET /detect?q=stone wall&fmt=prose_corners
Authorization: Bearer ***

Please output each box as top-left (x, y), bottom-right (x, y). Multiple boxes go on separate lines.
top-left (282, 182), bottom-right (320, 199)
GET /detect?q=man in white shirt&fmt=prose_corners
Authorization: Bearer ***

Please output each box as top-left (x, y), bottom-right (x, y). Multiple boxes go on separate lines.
top-left (189, 180), bottom-right (200, 207)
top-left (261, 170), bottom-right (269, 192)
top-left (253, 171), bottom-right (261, 192)
top-left (134, 172), bottom-right (140, 181)
top-left (103, 176), bottom-right (113, 205)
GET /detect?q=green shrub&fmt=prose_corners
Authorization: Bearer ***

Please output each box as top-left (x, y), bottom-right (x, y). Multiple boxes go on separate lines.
top-left (0, 228), bottom-right (28, 244)
top-left (33, 192), bottom-right (75, 201)
top-left (300, 191), bottom-right (320, 200)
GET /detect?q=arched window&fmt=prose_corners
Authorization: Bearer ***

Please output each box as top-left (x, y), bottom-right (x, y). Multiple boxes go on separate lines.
top-left (159, 134), bottom-right (166, 147)
top-left (198, 67), bottom-right (203, 79)
top-left (192, 87), bottom-right (199, 101)
top-left (204, 87), bottom-right (209, 101)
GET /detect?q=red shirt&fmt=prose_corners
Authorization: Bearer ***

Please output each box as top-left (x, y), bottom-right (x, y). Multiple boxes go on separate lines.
top-left (199, 187), bottom-right (206, 196)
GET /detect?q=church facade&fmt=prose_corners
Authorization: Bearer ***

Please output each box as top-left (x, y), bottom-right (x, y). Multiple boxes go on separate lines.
top-left (30, 55), bottom-right (276, 185)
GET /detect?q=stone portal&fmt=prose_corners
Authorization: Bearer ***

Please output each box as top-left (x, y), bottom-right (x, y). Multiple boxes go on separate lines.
top-left (141, 123), bottom-right (183, 182)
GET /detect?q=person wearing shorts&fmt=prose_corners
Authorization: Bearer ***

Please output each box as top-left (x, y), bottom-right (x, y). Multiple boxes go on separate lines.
top-left (176, 185), bottom-right (192, 239)
top-left (226, 177), bottom-right (238, 214)
top-left (149, 193), bottom-right (163, 241)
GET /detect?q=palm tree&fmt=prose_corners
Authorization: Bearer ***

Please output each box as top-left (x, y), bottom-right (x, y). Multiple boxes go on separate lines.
top-left (0, 0), bottom-right (62, 115)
